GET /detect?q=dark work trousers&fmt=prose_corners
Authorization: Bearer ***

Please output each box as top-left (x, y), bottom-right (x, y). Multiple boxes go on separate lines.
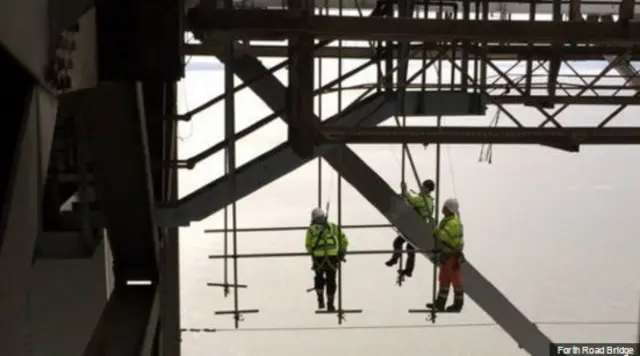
top-left (312, 255), bottom-right (340, 297)
top-left (390, 235), bottom-right (415, 272)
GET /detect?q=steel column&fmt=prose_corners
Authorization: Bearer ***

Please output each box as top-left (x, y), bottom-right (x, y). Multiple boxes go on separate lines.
top-left (29, 241), bottom-right (110, 356)
top-left (0, 82), bottom-right (58, 355)
top-left (82, 286), bottom-right (158, 356)
top-left (287, 0), bottom-right (315, 158)
top-left (73, 82), bottom-right (159, 284)
top-left (211, 53), bottom-right (552, 356)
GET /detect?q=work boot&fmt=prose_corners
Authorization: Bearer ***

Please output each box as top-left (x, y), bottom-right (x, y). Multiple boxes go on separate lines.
top-left (316, 290), bottom-right (325, 309)
top-left (399, 269), bottom-right (412, 278)
top-left (385, 257), bottom-right (398, 267)
top-left (327, 296), bottom-right (336, 312)
top-left (445, 291), bottom-right (464, 312)
top-left (426, 292), bottom-right (448, 311)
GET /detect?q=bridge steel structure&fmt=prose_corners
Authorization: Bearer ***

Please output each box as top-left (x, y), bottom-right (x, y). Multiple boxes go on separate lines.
top-left (2, 0), bottom-right (640, 355)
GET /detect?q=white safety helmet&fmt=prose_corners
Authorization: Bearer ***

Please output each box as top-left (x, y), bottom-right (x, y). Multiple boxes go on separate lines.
top-left (443, 198), bottom-right (459, 214)
top-left (311, 207), bottom-right (326, 220)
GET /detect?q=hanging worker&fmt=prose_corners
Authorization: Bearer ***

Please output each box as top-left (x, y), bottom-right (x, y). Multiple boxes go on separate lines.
top-left (306, 207), bottom-right (349, 312)
top-left (385, 179), bottom-right (436, 278)
top-left (427, 198), bottom-right (465, 312)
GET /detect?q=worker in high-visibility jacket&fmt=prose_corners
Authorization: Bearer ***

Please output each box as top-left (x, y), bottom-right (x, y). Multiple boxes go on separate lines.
top-left (427, 198), bottom-right (465, 312)
top-left (306, 208), bottom-right (349, 312)
top-left (385, 179), bottom-right (436, 278)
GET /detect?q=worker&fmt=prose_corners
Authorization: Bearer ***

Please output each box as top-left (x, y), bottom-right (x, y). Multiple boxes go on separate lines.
top-left (426, 198), bottom-right (465, 312)
top-left (305, 207), bottom-right (349, 312)
top-left (385, 179), bottom-right (436, 278)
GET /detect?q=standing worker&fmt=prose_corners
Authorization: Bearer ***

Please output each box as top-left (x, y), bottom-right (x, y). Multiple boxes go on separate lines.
top-left (427, 198), bottom-right (465, 312)
top-left (306, 208), bottom-right (349, 312)
top-left (385, 179), bottom-right (436, 278)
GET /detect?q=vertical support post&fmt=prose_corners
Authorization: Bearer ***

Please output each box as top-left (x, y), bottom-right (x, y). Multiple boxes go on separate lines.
top-left (547, 0), bottom-right (562, 100)
top-left (569, 0), bottom-right (582, 21)
top-left (479, 0), bottom-right (489, 94)
top-left (160, 83), bottom-right (181, 356)
top-left (287, 0), bottom-right (315, 159)
top-left (384, 1), bottom-right (394, 97)
top-left (0, 85), bottom-right (57, 356)
top-left (524, 0), bottom-right (535, 97)
top-left (223, 0), bottom-right (240, 329)
top-left (336, 0), bottom-right (344, 325)
top-left (461, 0), bottom-right (470, 92)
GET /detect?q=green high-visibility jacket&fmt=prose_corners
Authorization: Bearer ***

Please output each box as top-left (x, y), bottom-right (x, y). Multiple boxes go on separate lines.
top-left (433, 215), bottom-right (464, 253)
top-left (403, 191), bottom-right (434, 221)
top-left (305, 222), bottom-right (349, 257)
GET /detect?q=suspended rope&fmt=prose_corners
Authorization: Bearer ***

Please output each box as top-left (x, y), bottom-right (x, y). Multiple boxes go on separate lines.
top-left (427, 3), bottom-right (448, 323)
top-left (478, 110), bottom-right (500, 164)
top-left (353, 2), bottom-right (446, 312)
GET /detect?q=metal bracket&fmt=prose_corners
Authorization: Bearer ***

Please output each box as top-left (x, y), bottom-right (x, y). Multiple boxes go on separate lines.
top-left (206, 282), bottom-right (248, 298)
top-left (214, 309), bottom-right (260, 323)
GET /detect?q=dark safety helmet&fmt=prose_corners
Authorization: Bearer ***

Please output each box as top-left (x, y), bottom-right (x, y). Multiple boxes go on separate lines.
top-left (422, 179), bottom-right (435, 192)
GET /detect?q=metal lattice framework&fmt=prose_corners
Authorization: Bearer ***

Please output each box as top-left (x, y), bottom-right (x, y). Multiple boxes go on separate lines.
top-left (156, 1), bottom-right (640, 355)
top-left (6, 0), bottom-right (640, 355)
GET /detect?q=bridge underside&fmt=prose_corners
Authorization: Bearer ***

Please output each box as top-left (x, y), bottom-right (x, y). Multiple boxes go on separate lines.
top-left (2, 0), bottom-right (640, 355)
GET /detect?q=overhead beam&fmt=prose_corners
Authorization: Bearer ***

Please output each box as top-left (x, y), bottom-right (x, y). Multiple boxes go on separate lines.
top-left (185, 42), bottom-right (640, 61)
top-left (201, 0), bottom-right (640, 15)
top-left (490, 96), bottom-right (640, 105)
top-left (320, 126), bottom-right (640, 144)
top-left (72, 83), bottom-right (159, 283)
top-left (209, 51), bottom-right (552, 355)
top-left (187, 10), bottom-right (640, 43)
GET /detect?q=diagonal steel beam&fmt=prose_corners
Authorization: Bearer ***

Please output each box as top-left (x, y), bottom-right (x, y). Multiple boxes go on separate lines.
top-left (212, 53), bottom-right (552, 355)
top-left (322, 147), bottom-right (551, 355)
top-left (158, 92), bottom-right (394, 226)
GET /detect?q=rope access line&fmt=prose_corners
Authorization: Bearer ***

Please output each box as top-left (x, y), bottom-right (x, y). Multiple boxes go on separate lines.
top-left (208, 1), bottom-right (258, 327)
top-left (207, 2), bottom-right (458, 327)
top-left (351, 1), bottom-right (459, 322)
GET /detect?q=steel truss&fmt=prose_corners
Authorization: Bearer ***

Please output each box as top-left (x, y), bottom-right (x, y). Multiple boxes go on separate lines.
top-left (47, 0), bottom-right (640, 354)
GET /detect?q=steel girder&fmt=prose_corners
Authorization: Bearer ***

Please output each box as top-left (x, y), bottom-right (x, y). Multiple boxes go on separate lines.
top-left (185, 42), bottom-right (640, 61)
top-left (72, 82), bottom-right (159, 283)
top-left (188, 9), bottom-right (640, 43)
top-left (206, 0), bottom-right (640, 16)
top-left (73, 82), bottom-right (161, 356)
top-left (322, 142), bottom-right (551, 356)
top-left (201, 52), bottom-right (551, 355)
top-left (82, 286), bottom-right (159, 356)
top-left (319, 126), bottom-right (640, 144)
top-left (0, 79), bottom-right (58, 355)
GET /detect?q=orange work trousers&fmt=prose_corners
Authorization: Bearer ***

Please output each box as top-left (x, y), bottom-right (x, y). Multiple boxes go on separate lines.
top-left (439, 256), bottom-right (463, 289)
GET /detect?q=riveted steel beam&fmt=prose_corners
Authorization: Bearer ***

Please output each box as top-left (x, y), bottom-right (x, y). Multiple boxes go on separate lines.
top-left (188, 10), bottom-right (640, 43)
top-left (185, 43), bottom-right (640, 61)
top-left (319, 126), bottom-right (640, 145)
